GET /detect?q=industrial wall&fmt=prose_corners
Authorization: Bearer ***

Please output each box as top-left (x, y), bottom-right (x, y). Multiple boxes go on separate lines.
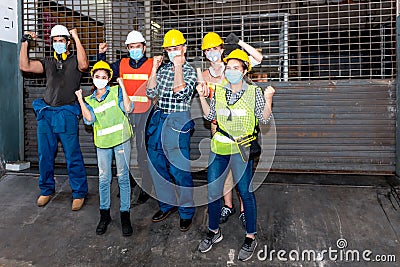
top-left (21, 0), bottom-right (398, 174)
top-left (0, 0), bottom-right (22, 173)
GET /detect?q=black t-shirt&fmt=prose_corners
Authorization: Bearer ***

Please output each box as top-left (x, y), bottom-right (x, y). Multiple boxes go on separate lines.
top-left (41, 54), bottom-right (82, 106)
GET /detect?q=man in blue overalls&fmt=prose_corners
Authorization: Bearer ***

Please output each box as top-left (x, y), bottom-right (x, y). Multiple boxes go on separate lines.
top-left (146, 29), bottom-right (197, 231)
top-left (19, 25), bottom-right (88, 210)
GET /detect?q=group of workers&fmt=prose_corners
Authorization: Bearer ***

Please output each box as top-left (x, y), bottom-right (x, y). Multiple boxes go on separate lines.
top-left (19, 24), bottom-right (274, 262)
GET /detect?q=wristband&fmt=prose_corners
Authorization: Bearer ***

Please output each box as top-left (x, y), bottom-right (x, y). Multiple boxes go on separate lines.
top-left (21, 34), bottom-right (32, 43)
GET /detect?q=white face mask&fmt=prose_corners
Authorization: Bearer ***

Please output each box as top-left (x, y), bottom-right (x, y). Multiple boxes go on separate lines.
top-left (168, 50), bottom-right (181, 62)
top-left (206, 50), bottom-right (222, 63)
top-left (93, 78), bottom-right (108, 89)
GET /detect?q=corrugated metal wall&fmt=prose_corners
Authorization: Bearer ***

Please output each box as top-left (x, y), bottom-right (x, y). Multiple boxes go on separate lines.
top-left (22, 0), bottom-right (398, 174)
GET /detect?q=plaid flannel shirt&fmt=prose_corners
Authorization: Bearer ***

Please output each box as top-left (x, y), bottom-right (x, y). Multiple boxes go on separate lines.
top-left (147, 62), bottom-right (197, 114)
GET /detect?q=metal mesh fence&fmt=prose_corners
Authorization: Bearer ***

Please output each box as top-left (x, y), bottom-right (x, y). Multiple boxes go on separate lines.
top-left (23, 0), bottom-right (397, 84)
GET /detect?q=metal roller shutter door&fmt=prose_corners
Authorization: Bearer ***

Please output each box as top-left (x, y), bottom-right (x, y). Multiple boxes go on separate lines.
top-left (24, 79), bottom-right (396, 174)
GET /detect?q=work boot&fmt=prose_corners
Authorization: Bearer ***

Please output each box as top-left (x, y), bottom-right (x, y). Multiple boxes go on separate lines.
top-left (37, 195), bottom-right (51, 207)
top-left (71, 198), bottom-right (85, 211)
top-left (96, 209), bottom-right (111, 235)
top-left (120, 211), bottom-right (133, 237)
top-left (137, 188), bottom-right (150, 204)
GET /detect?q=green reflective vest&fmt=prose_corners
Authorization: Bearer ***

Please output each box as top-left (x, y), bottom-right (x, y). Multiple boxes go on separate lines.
top-left (211, 83), bottom-right (258, 155)
top-left (85, 85), bottom-right (132, 148)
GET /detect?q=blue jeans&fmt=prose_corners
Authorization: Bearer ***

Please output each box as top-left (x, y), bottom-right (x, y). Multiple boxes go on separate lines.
top-left (37, 108), bottom-right (88, 199)
top-left (146, 110), bottom-right (195, 219)
top-left (97, 141), bottom-right (131, 212)
top-left (207, 152), bottom-right (257, 235)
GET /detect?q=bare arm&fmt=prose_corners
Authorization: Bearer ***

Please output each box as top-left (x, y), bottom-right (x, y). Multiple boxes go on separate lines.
top-left (239, 40), bottom-right (263, 63)
top-left (172, 51), bottom-right (186, 93)
top-left (147, 55), bottom-right (163, 97)
top-left (196, 82), bottom-right (211, 116)
top-left (75, 89), bottom-right (93, 122)
top-left (262, 86), bottom-right (275, 120)
top-left (117, 78), bottom-right (133, 113)
top-left (19, 31), bottom-right (44, 73)
top-left (69, 29), bottom-right (89, 72)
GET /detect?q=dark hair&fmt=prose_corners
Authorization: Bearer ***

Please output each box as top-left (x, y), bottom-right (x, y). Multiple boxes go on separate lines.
top-left (93, 68), bottom-right (111, 79)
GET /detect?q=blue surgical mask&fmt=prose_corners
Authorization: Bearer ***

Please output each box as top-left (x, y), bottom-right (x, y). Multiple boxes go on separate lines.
top-left (225, 69), bottom-right (244, 84)
top-left (129, 48), bottom-right (144, 61)
top-left (168, 50), bottom-right (181, 62)
top-left (206, 50), bottom-right (222, 62)
top-left (53, 42), bottom-right (67, 54)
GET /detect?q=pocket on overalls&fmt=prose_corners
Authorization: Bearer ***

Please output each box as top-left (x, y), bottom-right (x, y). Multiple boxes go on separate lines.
top-left (167, 117), bottom-right (195, 150)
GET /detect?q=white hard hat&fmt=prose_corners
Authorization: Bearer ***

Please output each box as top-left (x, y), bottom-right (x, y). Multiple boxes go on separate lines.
top-left (50, 25), bottom-right (70, 38)
top-left (125, 30), bottom-right (146, 45)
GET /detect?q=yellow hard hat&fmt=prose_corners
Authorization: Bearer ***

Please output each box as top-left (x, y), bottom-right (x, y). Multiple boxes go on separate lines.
top-left (201, 32), bottom-right (224, 50)
top-left (223, 49), bottom-right (252, 71)
top-left (90, 60), bottom-right (113, 79)
top-left (162, 29), bottom-right (186, 48)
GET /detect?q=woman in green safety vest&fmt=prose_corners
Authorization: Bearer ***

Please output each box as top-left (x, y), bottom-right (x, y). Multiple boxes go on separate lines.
top-left (197, 49), bottom-right (275, 261)
top-left (75, 60), bottom-right (134, 237)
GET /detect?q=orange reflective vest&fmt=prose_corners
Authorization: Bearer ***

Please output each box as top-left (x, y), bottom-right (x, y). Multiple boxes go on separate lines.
top-left (119, 58), bottom-right (153, 113)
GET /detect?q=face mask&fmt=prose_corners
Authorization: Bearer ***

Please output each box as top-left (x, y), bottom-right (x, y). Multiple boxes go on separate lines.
top-left (53, 42), bottom-right (67, 54)
top-left (129, 48), bottom-right (144, 61)
top-left (209, 62), bottom-right (225, 78)
top-left (168, 50), bottom-right (181, 62)
top-left (225, 69), bottom-right (244, 84)
top-left (93, 78), bottom-right (109, 89)
top-left (206, 50), bottom-right (222, 63)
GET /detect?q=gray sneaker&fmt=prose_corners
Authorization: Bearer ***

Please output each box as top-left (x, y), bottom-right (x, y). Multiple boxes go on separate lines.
top-left (238, 237), bottom-right (257, 261)
top-left (198, 229), bottom-right (223, 253)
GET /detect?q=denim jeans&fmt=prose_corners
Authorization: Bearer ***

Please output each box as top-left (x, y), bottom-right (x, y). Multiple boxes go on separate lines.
top-left (37, 108), bottom-right (88, 199)
top-left (207, 152), bottom-right (257, 234)
top-left (97, 140), bottom-right (131, 212)
top-left (146, 110), bottom-right (195, 219)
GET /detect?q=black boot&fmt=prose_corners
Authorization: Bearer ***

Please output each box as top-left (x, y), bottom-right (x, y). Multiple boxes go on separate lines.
top-left (120, 211), bottom-right (133, 236)
top-left (137, 188), bottom-right (150, 204)
top-left (96, 209), bottom-right (111, 235)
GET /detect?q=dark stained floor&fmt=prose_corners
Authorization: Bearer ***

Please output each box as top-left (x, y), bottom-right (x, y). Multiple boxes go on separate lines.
top-left (0, 170), bottom-right (400, 267)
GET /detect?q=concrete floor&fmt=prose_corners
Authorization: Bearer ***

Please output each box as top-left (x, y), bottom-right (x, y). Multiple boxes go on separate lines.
top-left (0, 170), bottom-right (400, 267)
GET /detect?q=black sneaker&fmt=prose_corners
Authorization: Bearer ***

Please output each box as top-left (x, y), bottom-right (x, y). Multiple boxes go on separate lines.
top-left (219, 205), bottom-right (236, 224)
top-left (198, 228), bottom-right (223, 253)
top-left (239, 211), bottom-right (246, 230)
top-left (238, 237), bottom-right (257, 261)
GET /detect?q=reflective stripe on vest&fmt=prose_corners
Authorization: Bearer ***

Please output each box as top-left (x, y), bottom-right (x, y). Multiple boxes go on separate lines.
top-left (122, 73), bottom-right (149, 80)
top-left (93, 99), bottom-right (116, 113)
top-left (129, 96), bottom-right (149, 102)
top-left (97, 124), bottom-right (124, 136)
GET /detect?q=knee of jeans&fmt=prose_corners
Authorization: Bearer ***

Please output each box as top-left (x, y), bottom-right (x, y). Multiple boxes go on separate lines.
top-left (98, 169), bottom-right (108, 183)
top-left (208, 187), bottom-right (222, 203)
